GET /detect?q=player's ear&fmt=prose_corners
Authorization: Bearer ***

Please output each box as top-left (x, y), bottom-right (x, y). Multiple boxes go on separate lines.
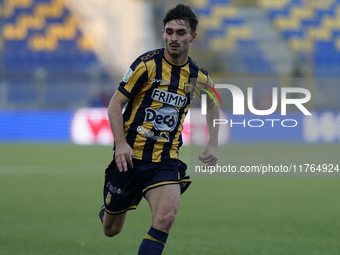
top-left (162, 30), bottom-right (165, 40)
top-left (190, 32), bottom-right (197, 43)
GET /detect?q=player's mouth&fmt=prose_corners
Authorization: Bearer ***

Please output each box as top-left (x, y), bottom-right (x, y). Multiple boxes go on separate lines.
top-left (170, 43), bottom-right (180, 50)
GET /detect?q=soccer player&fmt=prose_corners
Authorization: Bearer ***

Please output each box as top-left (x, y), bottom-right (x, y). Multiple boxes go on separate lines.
top-left (99, 3), bottom-right (220, 254)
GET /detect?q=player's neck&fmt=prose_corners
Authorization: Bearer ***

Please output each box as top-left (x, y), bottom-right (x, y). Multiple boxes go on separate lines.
top-left (164, 49), bottom-right (188, 66)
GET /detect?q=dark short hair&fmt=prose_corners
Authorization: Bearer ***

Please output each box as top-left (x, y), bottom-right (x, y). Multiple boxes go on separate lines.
top-left (163, 4), bottom-right (199, 34)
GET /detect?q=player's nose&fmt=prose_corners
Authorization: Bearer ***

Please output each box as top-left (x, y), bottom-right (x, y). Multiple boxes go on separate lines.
top-left (170, 33), bottom-right (178, 41)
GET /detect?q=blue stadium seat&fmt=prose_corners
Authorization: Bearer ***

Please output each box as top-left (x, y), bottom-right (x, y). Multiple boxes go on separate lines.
top-left (268, 9), bottom-right (290, 20)
top-left (33, 0), bottom-right (54, 3)
top-left (262, 0), bottom-right (340, 76)
top-left (193, 0), bottom-right (276, 74)
top-left (301, 20), bottom-right (321, 28)
top-left (1, 0), bottom-right (100, 72)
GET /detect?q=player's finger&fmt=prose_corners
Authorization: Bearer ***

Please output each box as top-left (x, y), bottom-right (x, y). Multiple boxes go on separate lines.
top-left (206, 157), bottom-right (218, 166)
top-left (198, 154), bottom-right (213, 163)
top-left (116, 153), bottom-right (129, 172)
top-left (121, 158), bottom-right (128, 172)
top-left (198, 157), bottom-right (209, 164)
top-left (127, 154), bottom-right (134, 169)
top-left (198, 154), bottom-right (206, 160)
top-left (199, 158), bottom-right (210, 164)
top-left (199, 152), bottom-right (218, 165)
top-left (115, 157), bottom-right (124, 172)
top-left (127, 150), bottom-right (133, 168)
top-left (198, 156), bottom-right (207, 164)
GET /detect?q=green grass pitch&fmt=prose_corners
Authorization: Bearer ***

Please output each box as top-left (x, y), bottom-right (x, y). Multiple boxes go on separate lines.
top-left (0, 143), bottom-right (339, 255)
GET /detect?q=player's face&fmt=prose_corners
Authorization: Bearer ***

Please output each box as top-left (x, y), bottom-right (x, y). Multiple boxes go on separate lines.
top-left (162, 19), bottom-right (197, 63)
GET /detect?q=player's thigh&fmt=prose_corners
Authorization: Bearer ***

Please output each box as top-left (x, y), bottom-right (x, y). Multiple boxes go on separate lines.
top-left (145, 184), bottom-right (181, 218)
top-left (103, 211), bottom-right (127, 234)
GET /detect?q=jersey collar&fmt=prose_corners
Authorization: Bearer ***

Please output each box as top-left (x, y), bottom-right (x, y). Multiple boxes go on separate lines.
top-left (163, 48), bottom-right (189, 67)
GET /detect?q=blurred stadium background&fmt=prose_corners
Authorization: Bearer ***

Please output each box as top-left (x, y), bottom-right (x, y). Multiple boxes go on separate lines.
top-left (1, 0), bottom-right (340, 143)
top-left (1, 1), bottom-right (340, 254)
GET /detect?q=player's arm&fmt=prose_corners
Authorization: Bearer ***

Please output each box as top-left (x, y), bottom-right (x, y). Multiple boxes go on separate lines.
top-left (108, 91), bottom-right (134, 172)
top-left (198, 102), bottom-right (220, 166)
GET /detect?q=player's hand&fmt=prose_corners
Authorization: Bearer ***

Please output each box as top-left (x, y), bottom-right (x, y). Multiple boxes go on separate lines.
top-left (198, 144), bottom-right (218, 166)
top-left (115, 142), bottom-right (134, 172)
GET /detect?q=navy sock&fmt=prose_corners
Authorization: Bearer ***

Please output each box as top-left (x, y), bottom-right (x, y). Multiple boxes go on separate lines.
top-left (138, 227), bottom-right (169, 255)
top-left (99, 204), bottom-right (105, 223)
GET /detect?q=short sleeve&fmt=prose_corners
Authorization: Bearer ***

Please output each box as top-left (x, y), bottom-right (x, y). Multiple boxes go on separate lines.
top-left (194, 72), bottom-right (216, 105)
top-left (118, 59), bottom-right (148, 101)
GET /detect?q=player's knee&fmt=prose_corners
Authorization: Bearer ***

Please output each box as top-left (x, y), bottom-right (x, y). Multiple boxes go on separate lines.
top-left (154, 212), bottom-right (176, 232)
top-left (103, 225), bottom-right (122, 237)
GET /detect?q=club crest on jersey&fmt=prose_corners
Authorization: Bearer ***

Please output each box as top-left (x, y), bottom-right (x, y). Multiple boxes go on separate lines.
top-left (105, 192), bottom-right (112, 205)
top-left (183, 83), bottom-right (192, 95)
top-left (145, 106), bottom-right (179, 132)
top-left (151, 89), bottom-right (187, 107)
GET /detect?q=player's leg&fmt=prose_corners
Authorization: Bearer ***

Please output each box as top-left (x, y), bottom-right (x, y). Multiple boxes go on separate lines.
top-left (146, 184), bottom-right (181, 232)
top-left (138, 184), bottom-right (181, 255)
top-left (102, 211), bottom-right (127, 237)
top-left (100, 158), bottom-right (143, 237)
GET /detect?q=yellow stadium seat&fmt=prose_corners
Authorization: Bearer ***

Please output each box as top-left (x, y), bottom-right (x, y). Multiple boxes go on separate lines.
top-left (28, 33), bottom-right (58, 51)
top-left (228, 26), bottom-right (252, 38)
top-left (333, 6), bottom-right (340, 21)
top-left (307, 0), bottom-right (334, 10)
top-left (77, 36), bottom-right (93, 51)
top-left (323, 16), bottom-right (340, 30)
top-left (47, 17), bottom-right (76, 40)
top-left (289, 38), bottom-right (313, 52)
top-left (208, 25), bottom-right (252, 51)
top-left (0, 37), bottom-right (3, 50)
top-left (35, 1), bottom-right (63, 19)
top-left (2, 0), bottom-right (80, 46)
top-left (291, 7), bottom-right (314, 20)
top-left (200, 16), bottom-right (222, 29)
top-left (3, 4), bottom-right (14, 18)
top-left (213, 6), bottom-right (238, 18)
top-left (2, 0), bottom-right (33, 18)
top-left (258, 0), bottom-right (290, 10)
top-left (188, 0), bottom-right (208, 9)
top-left (17, 14), bottom-right (45, 30)
top-left (308, 27), bottom-right (331, 41)
top-left (210, 38), bottom-right (235, 50)
top-left (200, 6), bottom-right (238, 30)
top-left (3, 23), bottom-right (27, 40)
top-left (274, 17), bottom-right (301, 30)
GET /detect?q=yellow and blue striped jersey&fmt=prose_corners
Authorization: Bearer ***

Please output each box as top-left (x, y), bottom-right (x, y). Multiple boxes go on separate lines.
top-left (117, 48), bottom-right (213, 162)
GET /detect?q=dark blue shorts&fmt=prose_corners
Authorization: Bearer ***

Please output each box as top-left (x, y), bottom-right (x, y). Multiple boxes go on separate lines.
top-left (103, 158), bottom-right (191, 215)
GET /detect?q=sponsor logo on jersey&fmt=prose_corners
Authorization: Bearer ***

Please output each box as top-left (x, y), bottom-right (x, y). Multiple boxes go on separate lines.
top-left (106, 181), bottom-right (125, 195)
top-left (145, 106), bottom-right (179, 132)
top-left (122, 68), bottom-right (133, 83)
top-left (151, 78), bottom-right (170, 85)
top-left (159, 132), bottom-right (169, 142)
top-left (137, 126), bottom-right (169, 142)
top-left (141, 50), bottom-right (160, 61)
top-left (151, 89), bottom-right (187, 107)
